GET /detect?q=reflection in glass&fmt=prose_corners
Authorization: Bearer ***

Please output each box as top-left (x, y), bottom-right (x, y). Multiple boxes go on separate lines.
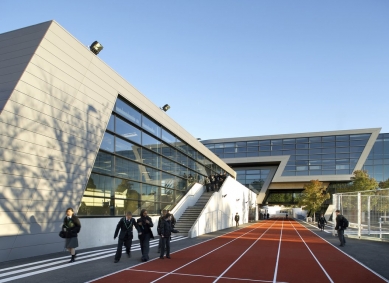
top-left (142, 132), bottom-right (161, 153)
top-left (142, 115), bottom-right (161, 137)
top-left (101, 132), bottom-right (114, 152)
top-left (115, 117), bottom-right (141, 144)
top-left (115, 157), bottom-right (141, 181)
top-left (93, 152), bottom-right (113, 174)
top-left (115, 99), bottom-right (141, 125)
top-left (115, 137), bottom-right (141, 161)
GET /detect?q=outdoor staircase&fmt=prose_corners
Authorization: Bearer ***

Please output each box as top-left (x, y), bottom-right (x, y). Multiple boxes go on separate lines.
top-left (174, 191), bottom-right (213, 235)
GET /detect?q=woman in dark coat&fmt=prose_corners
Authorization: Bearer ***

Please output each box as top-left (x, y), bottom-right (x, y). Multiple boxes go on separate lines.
top-left (62, 207), bottom-right (81, 263)
top-left (318, 214), bottom-right (327, 231)
top-left (137, 209), bottom-right (154, 262)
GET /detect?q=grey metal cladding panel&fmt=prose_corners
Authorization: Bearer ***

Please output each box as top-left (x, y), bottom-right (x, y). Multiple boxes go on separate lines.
top-left (0, 185), bottom-right (35, 200)
top-left (0, 37), bottom-right (43, 57)
top-left (0, 173), bottom-right (40, 189)
top-left (10, 88), bottom-right (106, 135)
top-left (12, 231), bottom-right (62, 248)
top-left (0, 112), bottom-right (99, 152)
top-left (16, 74), bottom-right (109, 123)
top-left (0, 128), bottom-right (97, 162)
top-left (7, 242), bottom-right (63, 261)
top-left (0, 99), bottom-right (7, 113)
top-left (0, 21), bottom-right (51, 42)
top-left (0, 62), bottom-right (28, 77)
top-left (0, 199), bottom-right (33, 212)
top-left (0, 46), bottom-right (37, 63)
top-left (0, 236), bottom-right (16, 250)
top-left (0, 80), bottom-right (18, 93)
top-left (0, 72), bottom-right (24, 87)
top-left (3, 100), bottom-right (102, 144)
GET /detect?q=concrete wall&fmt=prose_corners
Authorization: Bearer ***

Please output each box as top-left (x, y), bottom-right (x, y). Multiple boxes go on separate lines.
top-left (0, 20), bottom-right (234, 262)
top-left (189, 177), bottom-right (258, 238)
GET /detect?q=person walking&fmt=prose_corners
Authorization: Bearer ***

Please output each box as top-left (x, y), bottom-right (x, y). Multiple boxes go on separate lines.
top-left (159, 213), bottom-right (174, 259)
top-left (62, 208), bottom-right (81, 263)
top-left (318, 214), bottom-right (327, 231)
top-left (234, 212), bottom-right (240, 227)
top-left (157, 210), bottom-right (167, 253)
top-left (204, 176), bottom-right (211, 192)
top-left (267, 213), bottom-right (270, 219)
top-left (137, 209), bottom-right (154, 262)
top-left (335, 210), bottom-right (346, 246)
top-left (113, 211), bottom-right (141, 263)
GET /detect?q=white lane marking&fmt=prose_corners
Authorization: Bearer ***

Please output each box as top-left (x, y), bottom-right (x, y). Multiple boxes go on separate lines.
top-left (272, 219), bottom-right (284, 283)
top-left (213, 221), bottom-right (278, 283)
top-left (87, 223), bottom-right (258, 283)
top-left (150, 221), bottom-right (274, 283)
top-left (0, 237), bottom-right (186, 283)
top-left (289, 220), bottom-right (334, 283)
top-left (0, 236), bottom-right (179, 272)
top-left (298, 221), bottom-right (389, 283)
top-left (132, 267), bottom-right (289, 282)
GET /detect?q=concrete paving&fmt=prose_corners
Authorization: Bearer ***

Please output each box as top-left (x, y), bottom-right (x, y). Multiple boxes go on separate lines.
top-left (0, 220), bottom-right (388, 283)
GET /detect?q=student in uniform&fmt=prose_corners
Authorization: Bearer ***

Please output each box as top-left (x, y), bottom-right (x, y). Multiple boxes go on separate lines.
top-left (113, 211), bottom-right (141, 263)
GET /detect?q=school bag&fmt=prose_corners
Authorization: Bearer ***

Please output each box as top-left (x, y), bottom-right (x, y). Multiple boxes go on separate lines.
top-left (342, 216), bottom-right (349, 229)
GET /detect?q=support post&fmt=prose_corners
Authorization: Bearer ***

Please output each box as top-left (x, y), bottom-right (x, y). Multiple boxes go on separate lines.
top-left (368, 196), bottom-right (371, 235)
top-left (358, 192), bottom-right (361, 238)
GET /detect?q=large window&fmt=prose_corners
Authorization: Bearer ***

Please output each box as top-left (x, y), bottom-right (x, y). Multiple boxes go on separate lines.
top-left (80, 96), bottom-right (227, 217)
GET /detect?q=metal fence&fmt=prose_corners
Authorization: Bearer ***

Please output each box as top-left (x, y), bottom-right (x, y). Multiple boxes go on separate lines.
top-left (333, 188), bottom-right (389, 240)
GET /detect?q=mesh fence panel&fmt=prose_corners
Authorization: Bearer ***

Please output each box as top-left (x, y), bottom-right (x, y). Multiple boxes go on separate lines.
top-left (334, 189), bottom-right (389, 240)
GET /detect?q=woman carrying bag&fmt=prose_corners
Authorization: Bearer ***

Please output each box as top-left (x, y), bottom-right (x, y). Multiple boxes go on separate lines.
top-left (62, 207), bottom-right (81, 263)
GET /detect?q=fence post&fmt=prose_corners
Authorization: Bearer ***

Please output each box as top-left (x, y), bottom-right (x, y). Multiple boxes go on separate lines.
top-left (379, 217), bottom-right (382, 240)
top-left (368, 196), bottom-right (371, 235)
top-left (358, 192), bottom-right (361, 238)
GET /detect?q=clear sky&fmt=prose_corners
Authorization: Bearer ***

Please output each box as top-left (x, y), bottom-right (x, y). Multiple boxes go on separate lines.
top-left (2, 1), bottom-right (389, 140)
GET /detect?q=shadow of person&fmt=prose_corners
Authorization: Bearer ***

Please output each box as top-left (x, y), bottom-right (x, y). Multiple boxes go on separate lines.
top-left (29, 215), bottom-right (42, 234)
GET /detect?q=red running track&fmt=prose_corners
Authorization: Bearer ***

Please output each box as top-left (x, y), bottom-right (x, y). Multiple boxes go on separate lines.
top-left (91, 219), bottom-right (388, 283)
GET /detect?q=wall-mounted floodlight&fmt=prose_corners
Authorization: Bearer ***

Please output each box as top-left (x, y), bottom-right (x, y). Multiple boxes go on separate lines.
top-left (90, 41), bottom-right (103, 55)
top-left (222, 194), bottom-right (227, 198)
top-left (245, 201), bottom-right (249, 203)
top-left (236, 199), bottom-right (240, 201)
top-left (161, 104), bottom-right (170, 112)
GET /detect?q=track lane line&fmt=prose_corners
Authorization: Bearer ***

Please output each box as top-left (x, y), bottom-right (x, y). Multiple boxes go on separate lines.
top-left (88, 223), bottom-right (263, 283)
top-left (212, 220), bottom-right (278, 283)
top-left (294, 219), bottom-right (389, 283)
top-left (0, 237), bottom-right (187, 283)
top-left (289, 220), bottom-right (334, 283)
top-left (272, 219), bottom-right (284, 283)
top-left (149, 221), bottom-right (276, 283)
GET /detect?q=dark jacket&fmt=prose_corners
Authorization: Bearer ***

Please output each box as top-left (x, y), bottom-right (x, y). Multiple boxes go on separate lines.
top-left (62, 215), bottom-right (81, 238)
top-left (335, 214), bottom-right (344, 230)
top-left (137, 216), bottom-right (154, 239)
top-left (235, 214), bottom-right (240, 222)
top-left (114, 217), bottom-right (140, 240)
top-left (318, 216), bottom-right (327, 224)
top-left (160, 219), bottom-right (173, 237)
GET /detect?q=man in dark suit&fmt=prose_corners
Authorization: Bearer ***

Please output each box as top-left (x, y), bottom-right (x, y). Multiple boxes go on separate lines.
top-left (113, 211), bottom-right (141, 263)
top-left (335, 209), bottom-right (346, 247)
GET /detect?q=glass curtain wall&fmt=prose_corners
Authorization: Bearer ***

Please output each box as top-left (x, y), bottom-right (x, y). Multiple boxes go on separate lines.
top-left (203, 134), bottom-right (370, 177)
top-left (79, 97), bottom-right (225, 217)
top-left (363, 133), bottom-right (389, 182)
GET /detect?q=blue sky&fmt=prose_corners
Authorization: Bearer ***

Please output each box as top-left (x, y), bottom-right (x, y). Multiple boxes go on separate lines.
top-left (2, 1), bottom-right (389, 140)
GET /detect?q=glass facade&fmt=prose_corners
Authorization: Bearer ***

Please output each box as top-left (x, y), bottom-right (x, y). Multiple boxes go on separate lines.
top-left (234, 168), bottom-right (271, 192)
top-left (79, 97), bottom-right (226, 217)
top-left (203, 134), bottom-right (370, 177)
top-left (363, 133), bottom-right (389, 182)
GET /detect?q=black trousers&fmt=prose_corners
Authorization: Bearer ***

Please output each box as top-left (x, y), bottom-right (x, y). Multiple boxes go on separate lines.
top-left (338, 229), bottom-right (346, 245)
top-left (139, 233), bottom-right (151, 260)
top-left (115, 237), bottom-right (132, 260)
top-left (160, 237), bottom-right (170, 257)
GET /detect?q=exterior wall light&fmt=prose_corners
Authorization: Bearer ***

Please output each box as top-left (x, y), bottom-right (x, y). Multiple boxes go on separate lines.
top-left (90, 41), bottom-right (103, 55)
top-left (161, 104), bottom-right (170, 112)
